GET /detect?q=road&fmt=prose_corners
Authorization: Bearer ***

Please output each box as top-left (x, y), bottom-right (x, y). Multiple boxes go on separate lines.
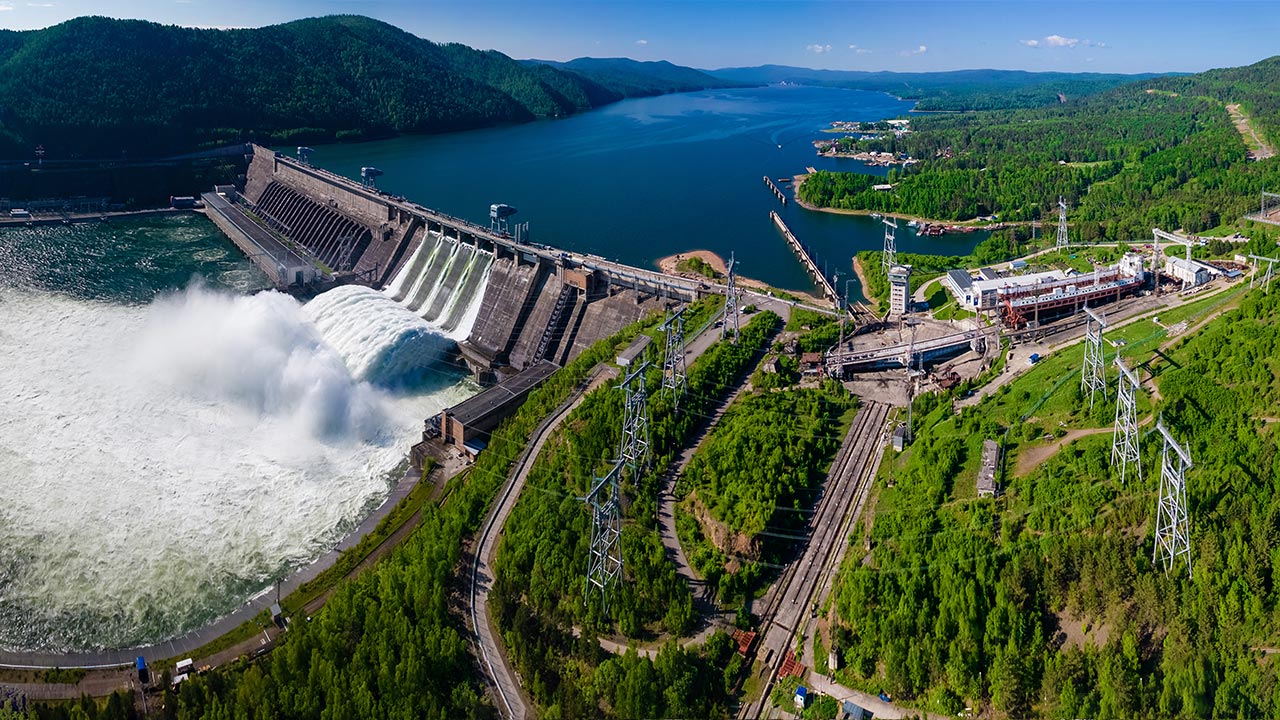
top-left (469, 363), bottom-right (616, 720)
top-left (745, 401), bottom-right (891, 719)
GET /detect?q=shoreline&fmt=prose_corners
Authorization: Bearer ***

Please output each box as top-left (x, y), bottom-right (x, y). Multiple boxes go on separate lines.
top-left (654, 249), bottom-right (827, 306)
top-left (852, 255), bottom-right (872, 302)
top-left (791, 174), bottom-right (1025, 230)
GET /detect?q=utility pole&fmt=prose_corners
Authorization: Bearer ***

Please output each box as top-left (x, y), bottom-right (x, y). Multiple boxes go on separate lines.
top-left (660, 310), bottom-right (687, 413)
top-left (618, 363), bottom-right (651, 475)
top-left (882, 217), bottom-right (898, 276)
top-left (1249, 254), bottom-right (1279, 293)
top-left (1081, 306), bottom-right (1108, 410)
top-left (722, 252), bottom-right (739, 343)
top-left (1056, 196), bottom-right (1069, 250)
top-left (1111, 357), bottom-right (1142, 484)
top-left (583, 464), bottom-right (623, 613)
top-left (1153, 420), bottom-right (1192, 577)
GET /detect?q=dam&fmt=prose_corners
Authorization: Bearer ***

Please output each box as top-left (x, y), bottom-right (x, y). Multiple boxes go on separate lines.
top-left (224, 145), bottom-right (706, 383)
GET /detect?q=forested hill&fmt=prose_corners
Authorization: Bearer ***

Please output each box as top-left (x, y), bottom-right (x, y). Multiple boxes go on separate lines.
top-left (707, 65), bottom-right (1174, 110)
top-left (0, 15), bottom-right (729, 160)
top-left (529, 57), bottom-right (742, 97)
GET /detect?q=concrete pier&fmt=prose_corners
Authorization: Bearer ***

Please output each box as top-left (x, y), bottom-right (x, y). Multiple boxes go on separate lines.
top-left (771, 210), bottom-right (839, 308)
top-left (763, 176), bottom-right (787, 205)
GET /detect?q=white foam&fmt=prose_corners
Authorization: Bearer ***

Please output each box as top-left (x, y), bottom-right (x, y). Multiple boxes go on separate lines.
top-left (0, 286), bottom-right (473, 651)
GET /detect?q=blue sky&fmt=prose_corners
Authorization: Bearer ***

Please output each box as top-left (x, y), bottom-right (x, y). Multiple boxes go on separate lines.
top-left (1, 0), bottom-right (1277, 74)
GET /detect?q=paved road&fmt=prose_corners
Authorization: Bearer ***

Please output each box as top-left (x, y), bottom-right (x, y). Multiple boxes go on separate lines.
top-left (469, 364), bottom-right (616, 720)
top-left (745, 401), bottom-right (891, 720)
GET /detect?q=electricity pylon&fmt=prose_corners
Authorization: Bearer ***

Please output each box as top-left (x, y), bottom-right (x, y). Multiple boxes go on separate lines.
top-left (1081, 306), bottom-right (1108, 410)
top-left (660, 309), bottom-right (687, 412)
top-left (1056, 196), bottom-right (1069, 249)
top-left (1153, 420), bottom-right (1193, 577)
top-left (1111, 357), bottom-right (1142, 484)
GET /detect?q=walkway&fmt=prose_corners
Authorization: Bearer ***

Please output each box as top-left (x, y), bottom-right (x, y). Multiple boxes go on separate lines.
top-left (469, 364), bottom-right (616, 720)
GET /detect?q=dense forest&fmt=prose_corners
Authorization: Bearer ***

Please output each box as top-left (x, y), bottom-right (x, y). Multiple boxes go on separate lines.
top-left (0, 15), bottom-right (734, 159)
top-left (15, 320), bottom-right (652, 720)
top-left (830, 285), bottom-right (1280, 718)
top-left (489, 308), bottom-right (781, 718)
top-left (799, 55), bottom-right (1280, 242)
top-left (705, 66), bottom-right (1172, 111)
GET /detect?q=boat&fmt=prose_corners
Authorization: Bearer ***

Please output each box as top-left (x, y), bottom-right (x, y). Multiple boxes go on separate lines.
top-left (776, 177), bottom-right (791, 183)
top-left (870, 212), bottom-right (882, 219)
top-left (907, 219), bottom-right (919, 228)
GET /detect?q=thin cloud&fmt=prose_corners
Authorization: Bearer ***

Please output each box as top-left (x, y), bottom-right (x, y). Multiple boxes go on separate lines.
top-left (807, 43), bottom-right (832, 54)
top-left (0, 3), bottom-right (14, 10)
top-left (899, 44), bottom-right (927, 57)
top-left (634, 39), bottom-right (647, 46)
top-left (27, 2), bottom-right (57, 6)
top-left (848, 44), bottom-right (872, 55)
top-left (1021, 34), bottom-right (1107, 49)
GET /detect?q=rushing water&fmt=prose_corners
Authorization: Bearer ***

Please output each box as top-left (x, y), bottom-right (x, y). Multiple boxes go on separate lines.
top-left (0, 85), bottom-right (981, 652)
top-left (0, 216), bottom-right (476, 652)
top-left (296, 85), bottom-right (986, 299)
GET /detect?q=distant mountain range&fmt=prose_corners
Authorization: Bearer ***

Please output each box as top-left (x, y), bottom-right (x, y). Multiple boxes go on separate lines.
top-left (0, 14), bottom-right (1221, 160)
top-left (0, 16), bottom-right (740, 159)
top-left (705, 65), bottom-right (1182, 111)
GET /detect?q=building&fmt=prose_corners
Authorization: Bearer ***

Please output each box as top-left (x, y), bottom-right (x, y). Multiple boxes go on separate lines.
top-left (795, 686), bottom-right (808, 712)
top-left (1163, 255), bottom-right (1210, 288)
top-left (887, 263), bottom-right (912, 315)
top-left (616, 334), bottom-right (652, 367)
top-left (944, 269), bottom-right (976, 309)
top-left (977, 439), bottom-right (1000, 497)
top-left (440, 360), bottom-right (560, 457)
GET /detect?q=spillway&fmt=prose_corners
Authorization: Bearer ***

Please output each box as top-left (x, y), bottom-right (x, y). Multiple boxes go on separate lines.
top-left (384, 233), bottom-right (494, 340)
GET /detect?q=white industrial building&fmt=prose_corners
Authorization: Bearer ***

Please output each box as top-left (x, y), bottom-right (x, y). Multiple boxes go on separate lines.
top-left (1163, 255), bottom-right (1211, 287)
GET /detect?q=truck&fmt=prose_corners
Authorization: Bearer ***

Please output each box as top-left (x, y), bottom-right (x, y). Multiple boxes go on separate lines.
top-left (1027, 352), bottom-right (1041, 366)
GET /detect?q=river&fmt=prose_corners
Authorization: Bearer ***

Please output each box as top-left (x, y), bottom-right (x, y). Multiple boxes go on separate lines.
top-left (290, 85), bottom-right (985, 300)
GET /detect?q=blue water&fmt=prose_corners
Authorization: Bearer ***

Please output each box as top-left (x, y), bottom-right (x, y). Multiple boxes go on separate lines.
top-left (288, 86), bottom-right (985, 300)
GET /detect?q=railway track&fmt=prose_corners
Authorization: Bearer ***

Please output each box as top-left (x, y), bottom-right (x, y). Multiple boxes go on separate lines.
top-left (744, 400), bottom-right (891, 719)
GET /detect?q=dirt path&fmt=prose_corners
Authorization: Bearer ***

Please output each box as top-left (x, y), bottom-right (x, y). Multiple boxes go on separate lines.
top-left (1228, 103), bottom-right (1275, 160)
top-left (1015, 427), bottom-right (1112, 476)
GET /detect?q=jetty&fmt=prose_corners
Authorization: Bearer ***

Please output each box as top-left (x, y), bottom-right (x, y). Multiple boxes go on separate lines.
top-left (763, 176), bottom-right (787, 205)
top-left (770, 210), bottom-right (839, 308)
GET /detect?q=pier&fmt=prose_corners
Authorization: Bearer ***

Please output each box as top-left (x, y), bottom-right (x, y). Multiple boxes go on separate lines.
top-left (771, 210), bottom-right (839, 308)
top-left (763, 176), bottom-right (787, 205)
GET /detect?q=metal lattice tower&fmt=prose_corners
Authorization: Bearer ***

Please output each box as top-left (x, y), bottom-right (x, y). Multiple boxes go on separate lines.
top-left (1249, 254), bottom-right (1279, 293)
top-left (882, 217), bottom-right (898, 275)
top-left (1153, 421), bottom-right (1193, 577)
top-left (660, 309), bottom-right (687, 412)
top-left (1111, 357), bottom-right (1142, 484)
top-left (1081, 306), bottom-right (1108, 409)
top-left (618, 363), bottom-right (652, 473)
top-left (583, 463), bottom-right (623, 612)
top-left (722, 252), bottom-right (740, 343)
top-left (1056, 197), bottom-right (1070, 250)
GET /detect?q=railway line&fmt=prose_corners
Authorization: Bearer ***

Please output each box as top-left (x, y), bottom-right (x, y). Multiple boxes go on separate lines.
top-left (744, 400), bottom-right (891, 718)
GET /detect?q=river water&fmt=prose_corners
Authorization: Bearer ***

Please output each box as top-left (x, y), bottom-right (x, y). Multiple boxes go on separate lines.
top-left (0, 85), bottom-right (981, 652)
top-left (294, 85), bottom-right (984, 299)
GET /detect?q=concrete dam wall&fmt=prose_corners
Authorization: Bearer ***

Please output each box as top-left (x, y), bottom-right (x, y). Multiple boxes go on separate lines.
top-left (240, 145), bottom-right (693, 381)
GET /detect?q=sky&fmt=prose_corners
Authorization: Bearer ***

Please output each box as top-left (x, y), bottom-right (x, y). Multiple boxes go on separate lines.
top-left (1, 0), bottom-right (1278, 74)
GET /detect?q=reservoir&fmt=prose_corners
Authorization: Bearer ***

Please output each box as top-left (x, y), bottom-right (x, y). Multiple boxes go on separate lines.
top-left (294, 85), bottom-right (985, 299)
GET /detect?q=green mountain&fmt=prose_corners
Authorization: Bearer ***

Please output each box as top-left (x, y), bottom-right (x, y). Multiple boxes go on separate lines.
top-left (0, 15), bottom-right (723, 160)
top-left (707, 65), bottom-right (1177, 110)
top-left (530, 57), bottom-right (743, 98)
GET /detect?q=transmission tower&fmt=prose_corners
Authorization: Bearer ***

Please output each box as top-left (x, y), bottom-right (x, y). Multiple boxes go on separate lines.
top-left (722, 252), bottom-right (740, 343)
top-left (1249, 254), bottom-right (1279, 293)
top-left (1153, 420), bottom-right (1193, 577)
top-left (618, 363), bottom-right (652, 474)
top-left (1111, 357), bottom-right (1142, 484)
top-left (660, 309), bottom-right (687, 412)
top-left (882, 217), bottom-right (898, 275)
top-left (1056, 197), bottom-right (1070, 250)
top-left (583, 463), bottom-right (623, 612)
top-left (1081, 306), bottom-right (1108, 410)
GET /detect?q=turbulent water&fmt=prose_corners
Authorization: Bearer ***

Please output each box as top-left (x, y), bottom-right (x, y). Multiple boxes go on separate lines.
top-left (0, 217), bottom-right (480, 652)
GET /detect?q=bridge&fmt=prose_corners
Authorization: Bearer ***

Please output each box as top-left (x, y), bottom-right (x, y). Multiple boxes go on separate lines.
top-left (826, 328), bottom-right (991, 374)
top-left (770, 210), bottom-right (839, 308)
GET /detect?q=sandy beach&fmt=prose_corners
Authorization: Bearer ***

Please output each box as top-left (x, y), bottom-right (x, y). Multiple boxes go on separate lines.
top-left (655, 249), bottom-right (826, 305)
